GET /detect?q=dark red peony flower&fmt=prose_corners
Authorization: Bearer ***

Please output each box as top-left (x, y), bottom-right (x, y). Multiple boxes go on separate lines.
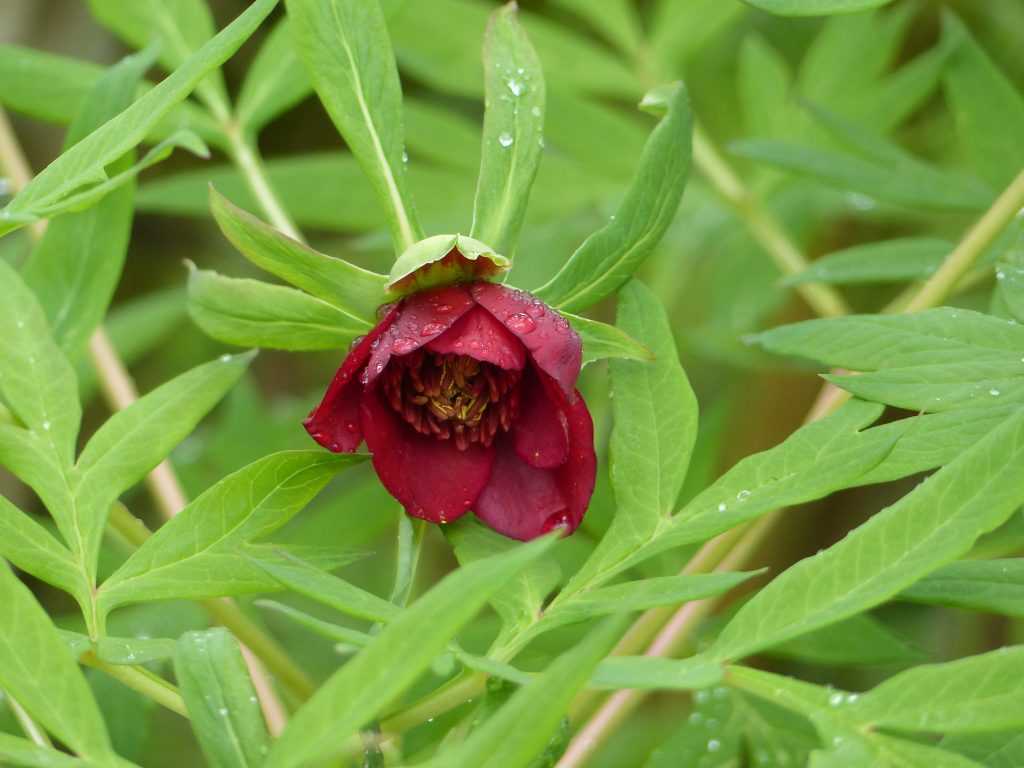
top-left (303, 281), bottom-right (595, 540)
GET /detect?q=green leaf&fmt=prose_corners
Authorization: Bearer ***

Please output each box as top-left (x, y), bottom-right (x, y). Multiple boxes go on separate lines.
top-left (136, 153), bottom-right (472, 234)
top-left (547, 0), bottom-right (642, 55)
top-left (900, 559), bottom-right (1024, 617)
top-left (942, 12), bottom-right (1024, 190)
top-left (542, 572), bottom-right (759, 631)
top-left (731, 138), bottom-right (992, 213)
top-left (255, 600), bottom-right (373, 648)
top-left (756, 308), bottom-right (1024, 373)
top-left (0, 733), bottom-right (98, 768)
top-left (536, 84), bottom-right (692, 312)
top-left (590, 656), bottom-right (723, 691)
top-left (995, 214), bottom-right (1024, 324)
top-left (209, 187), bottom-right (386, 322)
top-left (403, 98), bottom-right (482, 171)
top-left (470, 2), bottom-right (545, 257)
top-left (0, 497), bottom-right (82, 600)
top-left (0, 0), bottom-right (277, 235)
top-left (848, 647), bottom-right (1024, 734)
top-left (785, 238), bottom-right (951, 286)
top-left (186, 269), bottom-right (365, 351)
top-left (265, 535), bottom-right (557, 768)
top-left (0, 44), bottom-right (219, 143)
top-left (73, 352), bottom-right (253, 569)
top-left (423, 618), bottom-right (627, 768)
top-left (567, 281), bottom-right (697, 590)
top-left (709, 406), bottom-right (1024, 662)
top-left (446, 518), bottom-right (560, 640)
top-left (650, 0), bottom-right (745, 70)
top-left (0, 563), bottom-right (113, 762)
top-left (86, 0), bottom-right (230, 121)
top-left (942, 731), bottom-right (1024, 768)
top-left (765, 614), bottom-right (922, 667)
top-left (21, 47), bottom-right (151, 355)
top-left (97, 451), bottom-right (359, 614)
top-left (0, 260), bottom-right (80, 468)
top-left (285, 0), bottom-right (422, 253)
top-left (388, 0), bottom-right (638, 100)
top-left (739, 35), bottom-right (794, 139)
top-left (567, 312), bottom-right (653, 367)
top-left (235, 18), bottom-right (313, 135)
top-left (742, 0), bottom-right (896, 16)
top-left (175, 629), bottom-right (271, 768)
top-left (249, 553), bottom-right (399, 623)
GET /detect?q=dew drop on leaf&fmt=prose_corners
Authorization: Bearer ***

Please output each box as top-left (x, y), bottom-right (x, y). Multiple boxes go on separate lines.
top-left (498, 132), bottom-right (514, 148)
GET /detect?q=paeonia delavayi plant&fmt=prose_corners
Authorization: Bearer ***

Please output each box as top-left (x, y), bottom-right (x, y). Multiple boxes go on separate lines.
top-left (1, 0), bottom-right (1024, 766)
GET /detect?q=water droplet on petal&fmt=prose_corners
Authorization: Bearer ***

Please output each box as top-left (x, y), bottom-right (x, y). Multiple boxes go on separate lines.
top-left (526, 301), bottom-right (545, 318)
top-left (435, 303), bottom-right (452, 314)
top-left (392, 337), bottom-right (418, 354)
top-left (345, 421), bottom-right (358, 432)
top-left (498, 132), bottom-right (514, 148)
top-left (420, 322), bottom-right (445, 337)
top-left (541, 512), bottom-right (571, 533)
top-left (506, 313), bottom-right (536, 333)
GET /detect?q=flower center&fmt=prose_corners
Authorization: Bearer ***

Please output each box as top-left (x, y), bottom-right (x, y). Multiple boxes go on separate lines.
top-left (380, 350), bottom-right (521, 450)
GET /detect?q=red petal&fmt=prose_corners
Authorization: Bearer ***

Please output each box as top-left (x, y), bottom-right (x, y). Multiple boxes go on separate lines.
top-left (512, 366), bottom-right (569, 468)
top-left (304, 305), bottom-right (400, 452)
top-left (362, 285), bottom-right (476, 387)
top-left (555, 389), bottom-right (597, 532)
top-left (470, 283), bottom-right (582, 396)
top-left (474, 436), bottom-right (567, 541)
top-left (427, 306), bottom-right (526, 370)
top-left (360, 387), bottom-right (494, 524)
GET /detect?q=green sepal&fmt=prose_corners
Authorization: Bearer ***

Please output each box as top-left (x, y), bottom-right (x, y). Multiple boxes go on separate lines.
top-left (387, 233), bottom-right (510, 295)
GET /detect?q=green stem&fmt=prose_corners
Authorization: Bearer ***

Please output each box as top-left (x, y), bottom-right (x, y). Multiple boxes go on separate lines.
top-left (692, 125), bottom-right (849, 319)
top-left (904, 167), bottom-right (1024, 313)
top-left (81, 652), bottom-right (188, 718)
top-left (6, 692), bottom-right (53, 747)
top-left (225, 124), bottom-right (303, 242)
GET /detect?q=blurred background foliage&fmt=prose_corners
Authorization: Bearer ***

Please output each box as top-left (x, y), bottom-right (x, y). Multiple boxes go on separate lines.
top-left (3, 1), bottom-right (1024, 765)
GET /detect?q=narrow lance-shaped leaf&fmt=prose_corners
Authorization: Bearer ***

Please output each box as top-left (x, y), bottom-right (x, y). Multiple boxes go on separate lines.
top-left (470, 2), bottom-right (546, 257)
top-left (285, 0), bottom-right (423, 253)
top-left (847, 646), bottom-right (1024, 734)
top-left (22, 46), bottom-right (153, 355)
top-left (899, 559), bottom-right (1024, 618)
top-left (535, 83), bottom-right (693, 313)
top-left (565, 280), bottom-right (697, 593)
top-left (235, 18), bottom-right (314, 135)
top-left (941, 12), bottom-right (1024, 190)
top-left (0, 0), bottom-right (278, 234)
top-left (0, 260), bottom-right (81, 469)
top-left (86, 0), bottom-right (231, 121)
top-left (97, 451), bottom-right (360, 615)
top-left (423, 618), bottom-right (628, 768)
top-left (743, 0), bottom-right (896, 17)
top-left (785, 238), bottom-right (952, 287)
top-left (265, 536), bottom-right (557, 768)
top-left (175, 629), bottom-right (271, 768)
top-left (0, 563), bottom-right (114, 762)
top-left (187, 269), bottom-right (368, 351)
top-left (0, 733), bottom-right (102, 768)
top-left (0, 497), bottom-right (83, 602)
top-left (567, 312), bottom-right (653, 367)
top-left (709, 406), bottom-right (1024, 662)
top-left (73, 352), bottom-right (253, 571)
top-left (249, 552), bottom-right (399, 623)
top-left (209, 187), bottom-right (386, 323)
